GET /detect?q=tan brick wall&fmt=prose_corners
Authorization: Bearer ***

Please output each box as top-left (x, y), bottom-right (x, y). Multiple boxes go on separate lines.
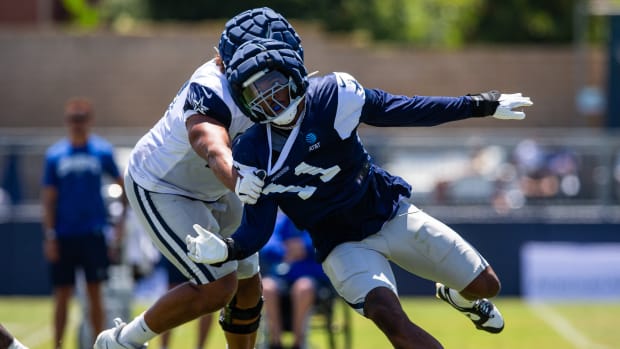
top-left (0, 24), bottom-right (607, 129)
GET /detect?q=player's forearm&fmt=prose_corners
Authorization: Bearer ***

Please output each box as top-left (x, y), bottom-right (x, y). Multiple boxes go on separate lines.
top-left (205, 145), bottom-right (237, 191)
top-left (223, 204), bottom-right (279, 261)
top-left (222, 231), bottom-right (271, 262)
top-left (361, 89), bottom-right (492, 127)
top-left (187, 117), bottom-right (237, 191)
top-left (192, 137), bottom-right (236, 191)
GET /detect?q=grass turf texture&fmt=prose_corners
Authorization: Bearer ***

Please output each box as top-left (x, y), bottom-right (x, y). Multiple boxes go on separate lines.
top-left (1, 297), bottom-right (618, 349)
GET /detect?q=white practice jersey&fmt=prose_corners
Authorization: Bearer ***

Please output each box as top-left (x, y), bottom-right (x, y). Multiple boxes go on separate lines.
top-left (128, 59), bottom-right (254, 201)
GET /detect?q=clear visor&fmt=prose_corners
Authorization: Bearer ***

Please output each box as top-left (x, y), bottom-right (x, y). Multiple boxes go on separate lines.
top-left (241, 70), bottom-right (297, 123)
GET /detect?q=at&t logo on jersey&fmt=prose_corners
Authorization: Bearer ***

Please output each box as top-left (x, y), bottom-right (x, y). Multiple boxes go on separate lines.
top-left (305, 132), bottom-right (321, 151)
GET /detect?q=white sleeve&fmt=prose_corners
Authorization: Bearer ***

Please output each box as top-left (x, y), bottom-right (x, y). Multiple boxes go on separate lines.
top-left (333, 72), bottom-right (366, 139)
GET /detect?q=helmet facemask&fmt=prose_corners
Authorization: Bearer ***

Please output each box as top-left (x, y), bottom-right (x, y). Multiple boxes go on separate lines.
top-left (240, 69), bottom-right (305, 129)
top-left (226, 38), bottom-right (309, 128)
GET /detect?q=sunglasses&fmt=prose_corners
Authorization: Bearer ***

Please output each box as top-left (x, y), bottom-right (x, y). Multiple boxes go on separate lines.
top-left (66, 113), bottom-right (90, 123)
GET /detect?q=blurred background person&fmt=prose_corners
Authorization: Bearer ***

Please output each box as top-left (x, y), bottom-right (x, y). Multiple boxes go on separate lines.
top-left (159, 258), bottom-right (214, 349)
top-left (260, 213), bottom-right (329, 349)
top-left (41, 97), bottom-right (126, 349)
top-left (512, 139), bottom-right (581, 201)
top-left (0, 324), bottom-right (28, 349)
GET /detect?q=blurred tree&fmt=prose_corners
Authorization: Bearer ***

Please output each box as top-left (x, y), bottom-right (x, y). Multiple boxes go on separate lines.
top-left (62, 0), bottom-right (100, 28)
top-left (142, 0), bottom-right (320, 21)
top-left (91, 0), bottom-right (590, 45)
top-left (476, 0), bottom-right (575, 43)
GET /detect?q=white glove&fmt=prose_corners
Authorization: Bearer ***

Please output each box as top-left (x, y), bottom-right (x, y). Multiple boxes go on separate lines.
top-left (234, 163), bottom-right (266, 205)
top-left (186, 224), bottom-right (228, 264)
top-left (492, 93), bottom-right (533, 120)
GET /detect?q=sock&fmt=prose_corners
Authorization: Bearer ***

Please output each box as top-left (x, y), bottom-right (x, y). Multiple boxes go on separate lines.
top-left (8, 338), bottom-right (29, 349)
top-left (448, 288), bottom-right (475, 308)
top-left (119, 313), bottom-right (157, 348)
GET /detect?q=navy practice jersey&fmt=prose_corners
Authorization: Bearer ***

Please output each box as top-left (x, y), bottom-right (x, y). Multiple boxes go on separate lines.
top-left (231, 72), bottom-right (477, 262)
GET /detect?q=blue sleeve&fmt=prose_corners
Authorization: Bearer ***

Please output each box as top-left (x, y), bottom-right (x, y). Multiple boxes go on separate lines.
top-left (184, 82), bottom-right (232, 128)
top-left (360, 88), bottom-right (475, 127)
top-left (229, 199), bottom-right (279, 260)
top-left (42, 154), bottom-right (57, 187)
top-left (101, 150), bottom-right (120, 178)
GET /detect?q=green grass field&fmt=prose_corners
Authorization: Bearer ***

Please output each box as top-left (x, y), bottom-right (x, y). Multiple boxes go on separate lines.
top-left (1, 296), bottom-right (618, 349)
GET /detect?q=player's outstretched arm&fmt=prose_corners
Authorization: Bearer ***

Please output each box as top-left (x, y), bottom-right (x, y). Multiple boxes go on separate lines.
top-left (360, 87), bottom-right (533, 127)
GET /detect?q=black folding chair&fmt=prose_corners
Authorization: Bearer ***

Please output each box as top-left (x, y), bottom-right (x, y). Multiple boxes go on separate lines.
top-left (258, 282), bottom-right (353, 349)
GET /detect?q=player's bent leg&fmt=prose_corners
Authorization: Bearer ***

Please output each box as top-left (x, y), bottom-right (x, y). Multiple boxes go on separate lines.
top-left (460, 266), bottom-right (501, 299)
top-left (436, 267), bottom-right (504, 334)
top-left (322, 241), bottom-right (443, 348)
top-left (365, 287), bottom-right (443, 349)
top-left (95, 273), bottom-right (238, 349)
top-left (145, 273), bottom-right (237, 332)
top-left (220, 273), bottom-right (263, 349)
top-left (379, 203), bottom-right (505, 334)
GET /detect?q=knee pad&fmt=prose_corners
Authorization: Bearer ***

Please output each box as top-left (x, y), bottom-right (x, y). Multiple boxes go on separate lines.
top-left (218, 295), bottom-right (263, 334)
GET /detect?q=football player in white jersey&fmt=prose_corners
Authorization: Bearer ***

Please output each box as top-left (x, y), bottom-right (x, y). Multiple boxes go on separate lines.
top-left (186, 38), bottom-right (533, 348)
top-left (94, 8), bottom-right (303, 349)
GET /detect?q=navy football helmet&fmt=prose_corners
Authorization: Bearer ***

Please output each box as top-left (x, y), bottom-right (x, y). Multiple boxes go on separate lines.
top-left (226, 38), bottom-right (308, 128)
top-left (218, 7), bottom-right (303, 68)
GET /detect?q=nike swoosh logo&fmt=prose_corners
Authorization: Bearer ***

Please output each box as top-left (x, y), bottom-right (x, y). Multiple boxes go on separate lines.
top-left (337, 76), bottom-right (346, 88)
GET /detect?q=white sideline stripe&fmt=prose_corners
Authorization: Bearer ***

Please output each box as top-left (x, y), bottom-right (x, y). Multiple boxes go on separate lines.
top-left (528, 301), bottom-right (610, 349)
top-left (20, 303), bottom-right (81, 347)
top-left (20, 326), bottom-right (50, 347)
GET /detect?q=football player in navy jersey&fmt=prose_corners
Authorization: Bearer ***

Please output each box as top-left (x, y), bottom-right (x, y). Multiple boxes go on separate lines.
top-left (186, 38), bottom-right (533, 349)
top-left (94, 9), bottom-right (303, 349)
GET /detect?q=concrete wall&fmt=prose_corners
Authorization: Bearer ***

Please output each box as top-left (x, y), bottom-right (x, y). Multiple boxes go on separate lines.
top-left (0, 24), bottom-right (606, 129)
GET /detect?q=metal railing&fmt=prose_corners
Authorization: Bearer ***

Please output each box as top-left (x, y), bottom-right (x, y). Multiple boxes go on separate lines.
top-left (1, 127), bottom-right (620, 223)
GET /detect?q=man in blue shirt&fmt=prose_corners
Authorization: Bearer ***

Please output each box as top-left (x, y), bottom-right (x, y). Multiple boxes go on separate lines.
top-left (42, 97), bottom-right (126, 349)
top-left (186, 39), bottom-right (533, 348)
top-left (260, 213), bottom-right (328, 349)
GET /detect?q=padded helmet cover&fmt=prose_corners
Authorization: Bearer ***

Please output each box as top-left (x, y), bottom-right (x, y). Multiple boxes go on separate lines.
top-left (218, 7), bottom-right (303, 68)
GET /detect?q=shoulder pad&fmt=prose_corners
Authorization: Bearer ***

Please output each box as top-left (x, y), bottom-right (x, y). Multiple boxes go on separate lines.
top-left (183, 82), bottom-right (232, 128)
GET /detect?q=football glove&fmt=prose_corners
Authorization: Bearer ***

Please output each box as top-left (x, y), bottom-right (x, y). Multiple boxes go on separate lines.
top-left (234, 163), bottom-right (266, 205)
top-left (469, 90), bottom-right (533, 120)
top-left (494, 93), bottom-right (533, 120)
top-left (186, 224), bottom-right (228, 264)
